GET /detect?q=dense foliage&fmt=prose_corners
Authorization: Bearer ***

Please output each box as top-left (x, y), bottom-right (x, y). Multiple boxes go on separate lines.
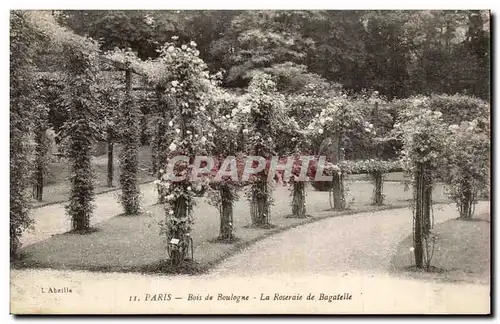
top-left (240, 73), bottom-right (287, 226)
top-left (147, 39), bottom-right (217, 263)
top-left (119, 68), bottom-right (142, 215)
top-left (60, 43), bottom-right (102, 231)
top-left (10, 11), bottom-right (490, 272)
top-left (444, 121), bottom-right (490, 219)
top-left (306, 94), bottom-right (374, 209)
top-left (204, 92), bottom-right (244, 241)
top-left (31, 98), bottom-right (51, 201)
top-left (10, 11), bottom-right (43, 257)
top-left (394, 98), bottom-right (448, 270)
top-left (60, 10), bottom-right (490, 100)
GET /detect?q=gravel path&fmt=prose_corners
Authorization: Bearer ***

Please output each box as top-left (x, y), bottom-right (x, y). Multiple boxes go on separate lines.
top-left (21, 183), bottom-right (158, 247)
top-left (11, 202), bottom-right (490, 314)
top-left (210, 202), bottom-right (490, 277)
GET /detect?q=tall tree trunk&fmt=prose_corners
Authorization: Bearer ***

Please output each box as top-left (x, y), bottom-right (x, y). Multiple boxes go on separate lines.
top-left (414, 162), bottom-right (432, 269)
top-left (291, 181), bottom-right (307, 218)
top-left (10, 117), bottom-right (33, 258)
top-left (170, 195), bottom-right (188, 265)
top-left (156, 118), bottom-right (168, 204)
top-left (219, 185), bottom-right (234, 242)
top-left (331, 172), bottom-right (346, 210)
top-left (370, 102), bottom-right (383, 206)
top-left (459, 182), bottom-right (475, 219)
top-left (330, 132), bottom-right (346, 210)
top-left (371, 172), bottom-right (384, 205)
top-left (250, 180), bottom-right (271, 227)
top-left (106, 130), bottom-right (114, 187)
top-left (33, 128), bottom-right (46, 201)
top-left (414, 163), bottom-right (424, 269)
top-left (167, 98), bottom-right (194, 266)
top-left (119, 69), bottom-right (141, 215)
top-left (68, 136), bottom-right (94, 231)
top-left (152, 87), bottom-right (166, 177)
top-left (34, 162), bottom-right (43, 201)
top-left (151, 131), bottom-right (159, 176)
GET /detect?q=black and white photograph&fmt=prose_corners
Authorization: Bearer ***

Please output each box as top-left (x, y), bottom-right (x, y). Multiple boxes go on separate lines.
top-left (9, 8), bottom-right (491, 314)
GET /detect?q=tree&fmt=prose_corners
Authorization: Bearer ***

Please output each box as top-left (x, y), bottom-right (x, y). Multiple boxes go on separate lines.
top-left (361, 11), bottom-right (412, 100)
top-left (182, 10), bottom-right (239, 72)
top-left (307, 94), bottom-right (372, 210)
top-left (10, 11), bottom-right (45, 257)
top-left (205, 91), bottom-right (243, 242)
top-left (257, 62), bottom-right (331, 218)
top-left (29, 11), bottom-right (106, 232)
top-left (444, 120), bottom-right (489, 219)
top-left (31, 98), bottom-right (50, 201)
top-left (58, 10), bottom-right (490, 100)
top-left (210, 11), bottom-right (316, 87)
top-left (429, 94), bottom-right (490, 219)
top-left (94, 70), bottom-right (123, 188)
top-left (58, 10), bottom-right (192, 60)
top-left (60, 42), bottom-right (101, 231)
top-left (31, 75), bottom-right (67, 200)
top-left (118, 66), bottom-right (142, 215)
top-left (102, 48), bottom-right (145, 214)
top-left (149, 39), bottom-right (216, 265)
top-left (394, 97), bottom-right (448, 270)
top-left (464, 11), bottom-right (490, 100)
top-left (303, 10), bottom-right (367, 92)
top-left (241, 73), bottom-right (287, 227)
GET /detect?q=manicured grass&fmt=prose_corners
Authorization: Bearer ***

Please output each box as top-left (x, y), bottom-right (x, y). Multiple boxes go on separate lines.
top-left (14, 180), bottom-right (451, 274)
top-left (34, 145), bottom-right (155, 207)
top-left (390, 212), bottom-right (490, 284)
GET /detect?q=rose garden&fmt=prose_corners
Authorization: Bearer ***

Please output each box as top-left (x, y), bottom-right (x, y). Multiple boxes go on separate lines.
top-left (11, 11), bottom-right (490, 284)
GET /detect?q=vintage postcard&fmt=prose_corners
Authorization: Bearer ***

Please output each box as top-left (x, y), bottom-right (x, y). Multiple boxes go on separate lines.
top-left (10, 9), bottom-right (491, 314)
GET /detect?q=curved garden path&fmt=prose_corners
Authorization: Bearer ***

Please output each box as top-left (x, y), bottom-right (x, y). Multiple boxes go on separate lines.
top-left (210, 202), bottom-right (490, 276)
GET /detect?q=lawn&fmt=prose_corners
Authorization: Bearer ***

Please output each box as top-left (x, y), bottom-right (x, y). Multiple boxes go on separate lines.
top-left (390, 212), bottom-right (490, 284)
top-left (35, 145), bottom-right (155, 207)
top-left (15, 178), bottom-right (451, 274)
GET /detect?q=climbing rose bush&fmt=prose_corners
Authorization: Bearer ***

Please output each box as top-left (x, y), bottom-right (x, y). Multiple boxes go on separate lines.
top-left (443, 119), bottom-right (490, 218)
top-left (146, 39), bottom-right (217, 246)
top-left (393, 97), bottom-right (448, 175)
